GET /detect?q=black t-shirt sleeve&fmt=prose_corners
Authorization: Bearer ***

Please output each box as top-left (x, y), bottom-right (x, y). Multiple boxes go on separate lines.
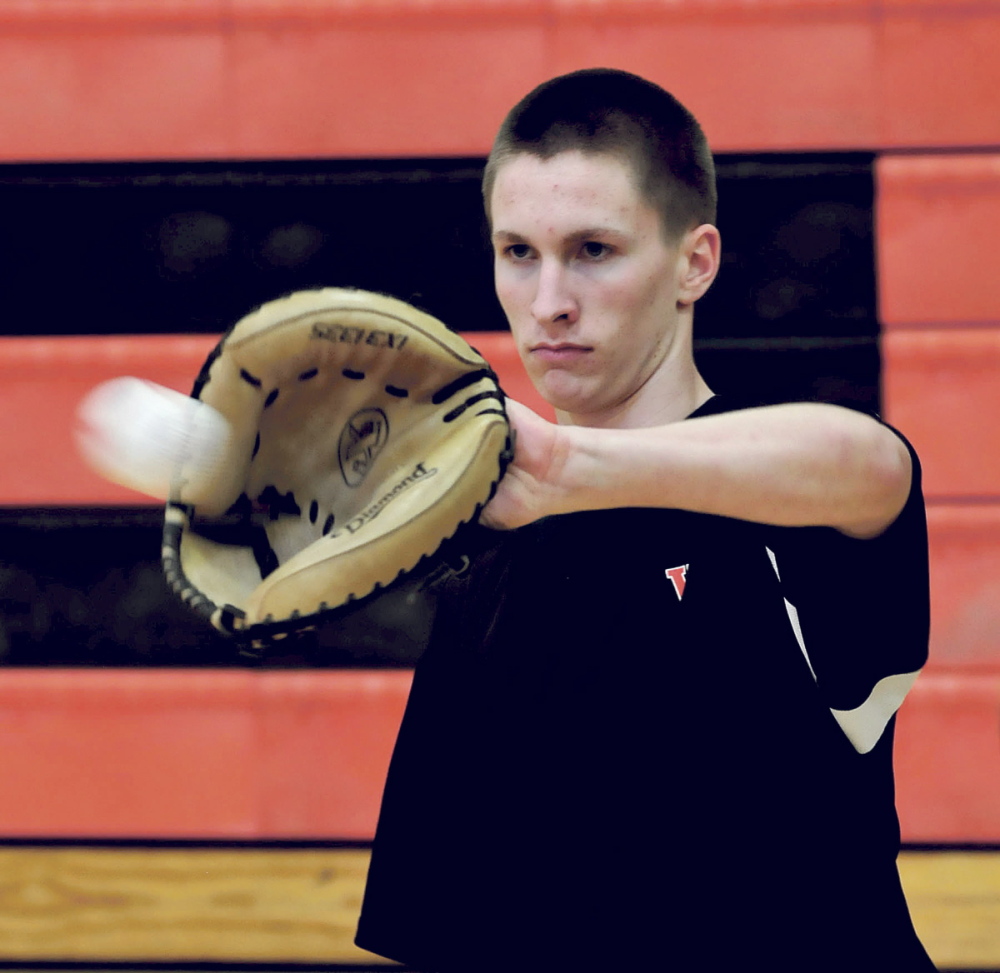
top-left (763, 422), bottom-right (930, 713)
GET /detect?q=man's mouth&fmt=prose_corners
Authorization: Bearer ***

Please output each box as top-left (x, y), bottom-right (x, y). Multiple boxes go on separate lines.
top-left (530, 342), bottom-right (592, 363)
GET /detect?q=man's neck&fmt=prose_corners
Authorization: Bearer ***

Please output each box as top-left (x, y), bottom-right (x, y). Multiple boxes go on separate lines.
top-left (556, 367), bottom-right (713, 429)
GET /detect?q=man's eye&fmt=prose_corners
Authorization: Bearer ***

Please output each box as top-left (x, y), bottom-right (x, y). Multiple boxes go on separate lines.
top-left (581, 241), bottom-right (611, 259)
top-left (505, 244), bottom-right (533, 260)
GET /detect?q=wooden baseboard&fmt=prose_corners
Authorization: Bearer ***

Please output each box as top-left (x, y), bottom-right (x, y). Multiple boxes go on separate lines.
top-left (0, 846), bottom-right (996, 969)
top-left (899, 849), bottom-right (1000, 970)
top-left (0, 847), bottom-right (395, 965)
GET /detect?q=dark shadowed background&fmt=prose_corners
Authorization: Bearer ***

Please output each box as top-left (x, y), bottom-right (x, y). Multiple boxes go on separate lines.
top-left (0, 152), bottom-right (877, 667)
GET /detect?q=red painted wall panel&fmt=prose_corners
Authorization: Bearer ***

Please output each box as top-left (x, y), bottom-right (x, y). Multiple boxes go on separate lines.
top-left (882, 329), bottom-right (1000, 499)
top-left (0, 26), bottom-right (232, 163)
top-left (256, 671), bottom-right (412, 838)
top-left (879, 10), bottom-right (1000, 150)
top-left (877, 155), bottom-right (1000, 329)
top-left (0, 0), bottom-right (995, 161)
top-left (895, 673), bottom-right (1000, 843)
top-left (0, 665), bottom-right (994, 844)
top-left (0, 669), bottom-right (412, 840)
top-left (0, 669), bottom-right (261, 838)
top-left (229, 22), bottom-right (548, 159)
top-left (925, 505), bottom-right (1000, 672)
top-left (553, 14), bottom-right (879, 153)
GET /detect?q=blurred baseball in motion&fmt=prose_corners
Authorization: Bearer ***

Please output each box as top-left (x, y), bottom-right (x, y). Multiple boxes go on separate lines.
top-left (76, 377), bottom-right (232, 503)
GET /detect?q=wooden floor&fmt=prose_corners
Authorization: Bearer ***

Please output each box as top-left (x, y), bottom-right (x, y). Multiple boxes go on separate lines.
top-left (899, 850), bottom-right (1000, 970)
top-left (0, 847), bottom-right (389, 966)
top-left (0, 846), bottom-right (996, 970)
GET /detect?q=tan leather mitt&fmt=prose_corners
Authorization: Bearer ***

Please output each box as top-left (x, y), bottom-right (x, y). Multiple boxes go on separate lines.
top-left (162, 288), bottom-right (511, 651)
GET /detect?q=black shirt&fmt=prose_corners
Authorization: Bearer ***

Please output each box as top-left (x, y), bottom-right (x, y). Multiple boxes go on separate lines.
top-left (356, 397), bottom-right (935, 972)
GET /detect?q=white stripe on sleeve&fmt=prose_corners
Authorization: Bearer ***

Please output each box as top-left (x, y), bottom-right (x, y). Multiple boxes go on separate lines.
top-left (765, 546), bottom-right (917, 755)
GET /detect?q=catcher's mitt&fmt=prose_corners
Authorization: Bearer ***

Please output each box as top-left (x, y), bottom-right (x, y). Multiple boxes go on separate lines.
top-left (162, 288), bottom-right (511, 651)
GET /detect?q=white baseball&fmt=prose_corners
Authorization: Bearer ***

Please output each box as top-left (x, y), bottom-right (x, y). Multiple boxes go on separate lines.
top-left (76, 377), bottom-right (233, 504)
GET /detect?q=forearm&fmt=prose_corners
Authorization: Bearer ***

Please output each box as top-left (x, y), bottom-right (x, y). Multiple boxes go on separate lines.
top-left (546, 403), bottom-right (912, 536)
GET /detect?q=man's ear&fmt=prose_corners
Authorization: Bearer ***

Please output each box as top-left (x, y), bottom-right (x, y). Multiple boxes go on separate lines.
top-left (677, 224), bottom-right (721, 306)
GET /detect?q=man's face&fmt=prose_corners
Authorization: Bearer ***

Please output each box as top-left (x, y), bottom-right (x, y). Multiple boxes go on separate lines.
top-left (490, 150), bottom-right (689, 426)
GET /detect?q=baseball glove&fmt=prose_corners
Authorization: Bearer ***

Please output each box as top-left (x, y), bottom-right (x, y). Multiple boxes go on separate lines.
top-left (162, 287), bottom-right (511, 652)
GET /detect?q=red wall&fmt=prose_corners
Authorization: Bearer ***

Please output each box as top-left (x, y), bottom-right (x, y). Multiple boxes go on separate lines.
top-left (3, 0), bottom-right (999, 843)
top-left (0, 0), bottom-right (998, 162)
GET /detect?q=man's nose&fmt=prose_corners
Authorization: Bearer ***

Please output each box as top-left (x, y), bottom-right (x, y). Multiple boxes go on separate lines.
top-left (531, 261), bottom-right (578, 327)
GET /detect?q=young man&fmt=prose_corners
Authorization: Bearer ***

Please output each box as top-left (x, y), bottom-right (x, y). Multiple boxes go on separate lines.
top-left (356, 69), bottom-right (935, 971)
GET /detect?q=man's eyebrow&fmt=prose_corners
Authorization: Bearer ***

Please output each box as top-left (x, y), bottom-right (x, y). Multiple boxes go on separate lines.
top-left (491, 226), bottom-right (625, 243)
top-left (491, 229), bottom-right (526, 242)
top-left (565, 226), bottom-right (625, 243)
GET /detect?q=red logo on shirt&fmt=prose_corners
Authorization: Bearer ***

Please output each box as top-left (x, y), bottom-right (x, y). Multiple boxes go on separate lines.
top-left (665, 564), bottom-right (689, 601)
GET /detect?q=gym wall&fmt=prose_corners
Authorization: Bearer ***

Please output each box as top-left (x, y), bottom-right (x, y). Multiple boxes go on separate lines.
top-left (0, 1), bottom-right (998, 970)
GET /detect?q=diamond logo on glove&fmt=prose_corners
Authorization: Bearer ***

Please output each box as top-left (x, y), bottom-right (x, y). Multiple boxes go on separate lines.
top-left (339, 408), bottom-right (389, 487)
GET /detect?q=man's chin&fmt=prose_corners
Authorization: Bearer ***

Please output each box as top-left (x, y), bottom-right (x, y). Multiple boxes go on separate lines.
top-left (536, 374), bottom-right (592, 414)
top-left (539, 384), bottom-right (620, 428)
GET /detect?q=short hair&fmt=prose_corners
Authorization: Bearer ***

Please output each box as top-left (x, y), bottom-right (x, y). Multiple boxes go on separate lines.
top-left (483, 68), bottom-right (717, 239)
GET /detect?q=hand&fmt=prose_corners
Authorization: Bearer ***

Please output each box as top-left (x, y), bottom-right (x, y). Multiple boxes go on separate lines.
top-left (480, 399), bottom-right (569, 530)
